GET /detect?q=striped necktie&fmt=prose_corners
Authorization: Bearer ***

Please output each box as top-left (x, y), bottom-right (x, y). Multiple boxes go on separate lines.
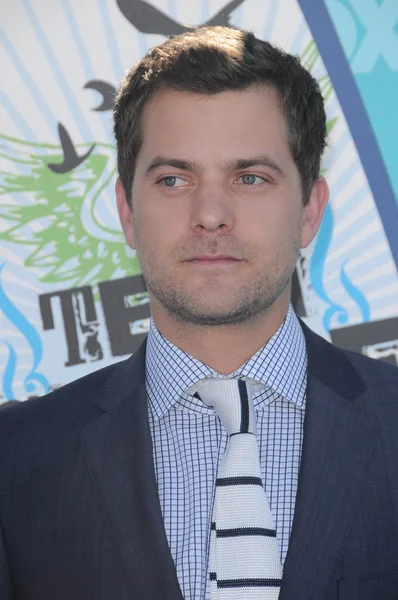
top-left (192, 378), bottom-right (282, 599)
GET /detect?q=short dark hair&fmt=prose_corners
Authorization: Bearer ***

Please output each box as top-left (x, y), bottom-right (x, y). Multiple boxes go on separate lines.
top-left (114, 26), bottom-right (327, 206)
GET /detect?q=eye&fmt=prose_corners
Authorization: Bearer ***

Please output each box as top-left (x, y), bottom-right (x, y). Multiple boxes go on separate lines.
top-left (158, 175), bottom-right (188, 188)
top-left (238, 174), bottom-right (266, 186)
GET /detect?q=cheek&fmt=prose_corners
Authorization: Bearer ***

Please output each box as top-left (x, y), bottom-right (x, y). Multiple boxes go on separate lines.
top-left (244, 202), bottom-right (302, 259)
top-left (269, 196), bottom-right (302, 237)
top-left (247, 201), bottom-right (295, 237)
top-left (135, 207), bottom-right (179, 263)
top-left (143, 196), bottom-right (188, 237)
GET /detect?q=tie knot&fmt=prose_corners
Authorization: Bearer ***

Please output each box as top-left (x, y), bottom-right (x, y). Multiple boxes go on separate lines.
top-left (189, 378), bottom-right (257, 436)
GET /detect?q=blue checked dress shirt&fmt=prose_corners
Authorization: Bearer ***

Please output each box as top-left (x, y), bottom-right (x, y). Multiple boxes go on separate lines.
top-left (145, 304), bottom-right (307, 600)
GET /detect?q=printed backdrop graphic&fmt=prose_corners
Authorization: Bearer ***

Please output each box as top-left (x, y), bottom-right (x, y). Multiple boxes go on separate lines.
top-left (0, 0), bottom-right (397, 402)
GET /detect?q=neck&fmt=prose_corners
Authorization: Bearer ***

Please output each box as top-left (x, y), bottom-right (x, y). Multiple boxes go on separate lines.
top-left (150, 291), bottom-right (290, 375)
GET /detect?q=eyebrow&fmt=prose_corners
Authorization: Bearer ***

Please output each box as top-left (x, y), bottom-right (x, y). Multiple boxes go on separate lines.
top-left (227, 157), bottom-right (286, 178)
top-left (144, 157), bottom-right (201, 178)
top-left (143, 155), bottom-right (286, 179)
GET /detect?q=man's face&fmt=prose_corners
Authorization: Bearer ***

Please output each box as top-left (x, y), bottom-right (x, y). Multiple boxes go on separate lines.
top-left (117, 85), bottom-right (326, 327)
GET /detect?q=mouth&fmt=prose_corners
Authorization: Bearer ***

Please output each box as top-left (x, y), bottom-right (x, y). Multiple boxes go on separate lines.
top-left (186, 254), bottom-right (243, 266)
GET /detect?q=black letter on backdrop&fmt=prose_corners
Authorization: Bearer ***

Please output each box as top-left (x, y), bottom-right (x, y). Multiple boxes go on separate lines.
top-left (39, 286), bottom-right (97, 367)
top-left (99, 275), bottom-right (150, 356)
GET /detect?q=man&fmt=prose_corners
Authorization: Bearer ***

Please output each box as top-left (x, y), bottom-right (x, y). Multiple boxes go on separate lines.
top-left (1, 26), bottom-right (398, 600)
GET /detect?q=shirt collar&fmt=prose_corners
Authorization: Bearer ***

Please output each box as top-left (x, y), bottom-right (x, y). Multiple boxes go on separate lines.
top-left (145, 304), bottom-right (307, 420)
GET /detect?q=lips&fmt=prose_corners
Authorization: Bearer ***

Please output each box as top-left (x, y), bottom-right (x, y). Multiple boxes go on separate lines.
top-left (186, 254), bottom-right (243, 266)
top-left (187, 254), bottom-right (241, 261)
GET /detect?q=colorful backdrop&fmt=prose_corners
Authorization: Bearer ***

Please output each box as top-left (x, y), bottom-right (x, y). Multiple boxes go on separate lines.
top-left (1, 0), bottom-right (398, 403)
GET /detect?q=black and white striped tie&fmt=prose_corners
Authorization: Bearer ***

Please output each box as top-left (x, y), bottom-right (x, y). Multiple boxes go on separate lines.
top-left (192, 378), bottom-right (282, 599)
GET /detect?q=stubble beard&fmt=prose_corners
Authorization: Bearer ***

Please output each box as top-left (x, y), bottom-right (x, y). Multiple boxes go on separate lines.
top-left (136, 235), bottom-right (300, 328)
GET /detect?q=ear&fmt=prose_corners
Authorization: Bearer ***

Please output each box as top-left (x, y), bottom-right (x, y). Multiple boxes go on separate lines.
top-left (116, 178), bottom-right (136, 249)
top-left (301, 175), bottom-right (329, 248)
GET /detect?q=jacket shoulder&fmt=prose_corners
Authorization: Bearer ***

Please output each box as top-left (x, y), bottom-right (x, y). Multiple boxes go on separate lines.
top-left (0, 356), bottom-right (134, 445)
top-left (341, 344), bottom-right (398, 408)
top-left (301, 319), bottom-right (398, 413)
top-left (301, 318), bottom-right (398, 377)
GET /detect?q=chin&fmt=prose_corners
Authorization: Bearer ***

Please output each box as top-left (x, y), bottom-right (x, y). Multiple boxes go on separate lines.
top-left (173, 300), bottom-right (262, 327)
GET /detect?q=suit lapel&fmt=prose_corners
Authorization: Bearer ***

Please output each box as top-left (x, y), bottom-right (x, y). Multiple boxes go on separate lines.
top-left (280, 323), bottom-right (377, 599)
top-left (80, 341), bottom-right (183, 599)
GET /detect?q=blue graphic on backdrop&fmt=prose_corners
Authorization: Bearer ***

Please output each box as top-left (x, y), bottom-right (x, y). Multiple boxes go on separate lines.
top-left (309, 204), bottom-right (371, 330)
top-left (326, 0), bottom-right (398, 72)
top-left (0, 263), bottom-right (49, 400)
top-left (326, 0), bottom-right (398, 204)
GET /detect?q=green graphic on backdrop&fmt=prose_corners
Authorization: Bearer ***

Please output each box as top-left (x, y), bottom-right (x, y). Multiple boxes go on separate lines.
top-left (0, 136), bottom-right (141, 288)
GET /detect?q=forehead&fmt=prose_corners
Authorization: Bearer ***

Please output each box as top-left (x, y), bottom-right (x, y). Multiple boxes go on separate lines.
top-left (137, 86), bottom-right (295, 172)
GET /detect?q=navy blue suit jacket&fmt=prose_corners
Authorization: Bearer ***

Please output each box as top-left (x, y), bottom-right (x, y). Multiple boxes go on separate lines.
top-left (1, 321), bottom-right (398, 599)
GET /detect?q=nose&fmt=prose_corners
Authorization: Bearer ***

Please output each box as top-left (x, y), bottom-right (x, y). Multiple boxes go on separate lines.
top-left (189, 181), bottom-right (235, 234)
